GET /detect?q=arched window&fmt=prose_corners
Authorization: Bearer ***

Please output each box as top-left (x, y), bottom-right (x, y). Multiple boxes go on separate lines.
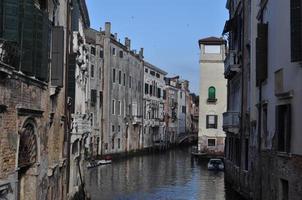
top-left (208, 86), bottom-right (216, 101)
top-left (18, 123), bottom-right (37, 168)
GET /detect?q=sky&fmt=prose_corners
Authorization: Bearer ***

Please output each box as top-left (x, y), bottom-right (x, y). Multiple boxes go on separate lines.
top-left (86, 0), bottom-right (228, 94)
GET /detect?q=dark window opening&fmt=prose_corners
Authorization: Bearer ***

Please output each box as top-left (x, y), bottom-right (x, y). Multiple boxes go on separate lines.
top-left (91, 89), bottom-right (97, 106)
top-left (206, 115), bottom-right (218, 129)
top-left (100, 49), bottom-right (104, 58)
top-left (156, 73), bottom-right (160, 78)
top-left (91, 46), bottom-right (96, 55)
top-left (290, 0), bottom-right (302, 62)
top-left (113, 69), bottom-right (116, 83)
top-left (118, 70), bottom-right (122, 84)
top-left (276, 104), bottom-right (291, 153)
top-left (208, 139), bottom-right (216, 147)
top-left (150, 71), bottom-right (155, 76)
top-left (119, 50), bottom-right (123, 58)
top-left (145, 83), bottom-right (149, 94)
top-left (157, 88), bottom-right (161, 98)
top-left (91, 65), bottom-right (94, 78)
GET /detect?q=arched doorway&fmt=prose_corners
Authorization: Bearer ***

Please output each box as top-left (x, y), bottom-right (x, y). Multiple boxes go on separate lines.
top-left (18, 122), bottom-right (38, 200)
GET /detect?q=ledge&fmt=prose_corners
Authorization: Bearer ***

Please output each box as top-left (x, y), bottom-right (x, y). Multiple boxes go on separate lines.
top-left (17, 107), bottom-right (44, 117)
top-left (275, 90), bottom-right (294, 100)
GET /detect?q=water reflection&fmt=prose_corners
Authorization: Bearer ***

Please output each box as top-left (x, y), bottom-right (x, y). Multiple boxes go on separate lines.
top-left (85, 148), bottom-right (244, 200)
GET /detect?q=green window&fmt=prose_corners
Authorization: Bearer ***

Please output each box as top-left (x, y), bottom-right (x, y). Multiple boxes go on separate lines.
top-left (208, 86), bottom-right (216, 100)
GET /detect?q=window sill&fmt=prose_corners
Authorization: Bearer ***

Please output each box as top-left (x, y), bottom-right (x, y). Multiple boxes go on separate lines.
top-left (277, 151), bottom-right (292, 158)
top-left (207, 98), bottom-right (217, 103)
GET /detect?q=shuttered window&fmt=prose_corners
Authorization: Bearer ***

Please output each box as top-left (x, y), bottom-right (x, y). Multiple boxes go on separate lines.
top-left (256, 23), bottom-right (268, 86)
top-left (206, 115), bottom-right (218, 129)
top-left (68, 54), bottom-right (76, 113)
top-left (276, 104), bottom-right (291, 153)
top-left (290, 0), bottom-right (302, 62)
top-left (2, 0), bottom-right (19, 41)
top-left (91, 89), bottom-right (97, 106)
top-left (51, 26), bottom-right (64, 87)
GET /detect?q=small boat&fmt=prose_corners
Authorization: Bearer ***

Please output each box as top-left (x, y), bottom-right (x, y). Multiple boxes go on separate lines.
top-left (191, 146), bottom-right (207, 157)
top-left (87, 159), bottom-right (112, 168)
top-left (207, 158), bottom-right (224, 171)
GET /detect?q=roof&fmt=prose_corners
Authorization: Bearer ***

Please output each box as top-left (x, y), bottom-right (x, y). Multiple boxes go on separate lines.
top-left (198, 37), bottom-right (226, 46)
top-left (144, 61), bottom-right (168, 75)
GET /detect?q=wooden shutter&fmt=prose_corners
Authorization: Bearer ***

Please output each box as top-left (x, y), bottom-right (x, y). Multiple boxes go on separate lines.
top-left (34, 9), bottom-right (50, 81)
top-left (71, 0), bottom-right (79, 31)
top-left (20, 0), bottom-right (35, 75)
top-left (51, 26), bottom-right (64, 87)
top-left (214, 115), bottom-right (218, 128)
top-left (290, 0), bottom-right (302, 62)
top-left (206, 115), bottom-right (209, 128)
top-left (256, 23), bottom-right (268, 86)
top-left (2, 0), bottom-right (19, 41)
top-left (99, 91), bottom-right (103, 107)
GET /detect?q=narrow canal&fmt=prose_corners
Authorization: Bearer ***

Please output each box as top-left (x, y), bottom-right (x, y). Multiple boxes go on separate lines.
top-left (85, 147), bottom-right (244, 200)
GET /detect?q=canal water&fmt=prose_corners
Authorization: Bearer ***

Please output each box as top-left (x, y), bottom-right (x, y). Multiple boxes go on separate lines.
top-left (85, 147), bottom-right (244, 200)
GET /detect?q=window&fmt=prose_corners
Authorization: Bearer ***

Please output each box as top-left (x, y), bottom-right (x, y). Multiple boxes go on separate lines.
top-left (113, 69), bottom-right (116, 83)
top-left (90, 113), bottom-right (93, 126)
top-left (118, 70), bottom-right (122, 84)
top-left (150, 71), bottom-right (155, 76)
top-left (276, 104), bottom-right (291, 153)
top-left (123, 73), bottom-right (126, 86)
top-left (157, 88), bottom-right (161, 98)
top-left (117, 101), bottom-right (121, 115)
top-left (290, 0), bottom-right (302, 62)
top-left (145, 68), bottom-right (148, 73)
top-left (91, 46), bottom-right (96, 55)
top-left (119, 50), bottom-right (123, 58)
top-left (91, 89), bottom-right (97, 106)
top-left (112, 139), bottom-right (114, 149)
top-left (256, 23), bottom-right (268, 86)
top-left (112, 125), bottom-right (115, 132)
top-left (156, 73), bottom-right (160, 78)
top-left (208, 86), bottom-right (216, 101)
top-left (206, 115), bottom-right (218, 129)
top-left (118, 138), bottom-right (121, 149)
top-left (163, 90), bottom-right (166, 100)
top-left (129, 76), bottom-right (132, 88)
top-left (99, 91), bottom-right (103, 107)
top-left (262, 105), bottom-right (268, 148)
top-left (182, 106), bottom-right (186, 114)
top-left (105, 143), bottom-right (108, 150)
top-left (112, 47), bottom-right (116, 56)
top-left (149, 85), bottom-right (153, 96)
top-left (100, 49), bottom-right (104, 58)
top-left (180, 91), bottom-right (183, 99)
top-left (112, 100), bottom-right (115, 115)
top-left (91, 65), bottom-right (94, 78)
top-left (208, 139), bottom-right (216, 147)
top-left (118, 125), bottom-right (121, 132)
top-left (145, 83), bottom-right (149, 94)
top-left (275, 69), bottom-right (284, 95)
top-left (280, 179), bottom-right (289, 200)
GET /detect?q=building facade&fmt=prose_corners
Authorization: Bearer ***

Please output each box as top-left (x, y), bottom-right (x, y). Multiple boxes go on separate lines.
top-left (100, 22), bottom-right (144, 155)
top-left (143, 61), bottom-right (167, 149)
top-left (223, 0), bottom-right (302, 200)
top-left (0, 0), bottom-right (74, 199)
top-left (198, 37), bottom-right (227, 155)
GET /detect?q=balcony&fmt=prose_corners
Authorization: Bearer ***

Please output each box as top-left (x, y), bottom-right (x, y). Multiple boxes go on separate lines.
top-left (224, 50), bottom-right (241, 79)
top-left (0, 39), bottom-right (19, 71)
top-left (223, 111), bottom-right (240, 134)
top-left (132, 115), bottom-right (142, 125)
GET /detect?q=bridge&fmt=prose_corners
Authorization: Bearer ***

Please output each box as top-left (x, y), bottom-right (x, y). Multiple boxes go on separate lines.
top-left (176, 133), bottom-right (198, 144)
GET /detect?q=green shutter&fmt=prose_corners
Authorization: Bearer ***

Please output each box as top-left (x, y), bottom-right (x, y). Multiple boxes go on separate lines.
top-left (2, 0), bottom-right (19, 41)
top-left (34, 9), bottom-right (50, 81)
top-left (208, 87), bottom-right (216, 100)
top-left (20, 0), bottom-right (34, 75)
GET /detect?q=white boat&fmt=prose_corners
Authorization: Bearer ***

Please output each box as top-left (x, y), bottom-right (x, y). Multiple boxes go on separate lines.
top-left (207, 158), bottom-right (224, 171)
top-left (87, 159), bottom-right (112, 168)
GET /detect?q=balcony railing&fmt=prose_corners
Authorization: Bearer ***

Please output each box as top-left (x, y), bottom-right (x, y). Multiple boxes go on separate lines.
top-left (223, 111), bottom-right (240, 133)
top-left (224, 50), bottom-right (240, 79)
top-left (132, 115), bottom-right (143, 125)
top-left (0, 39), bottom-right (20, 69)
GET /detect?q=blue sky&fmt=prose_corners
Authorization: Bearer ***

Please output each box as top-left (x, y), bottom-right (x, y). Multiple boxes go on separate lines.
top-left (86, 0), bottom-right (228, 94)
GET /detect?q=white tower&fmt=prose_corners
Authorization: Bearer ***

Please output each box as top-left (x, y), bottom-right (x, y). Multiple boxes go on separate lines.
top-left (198, 37), bottom-right (227, 156)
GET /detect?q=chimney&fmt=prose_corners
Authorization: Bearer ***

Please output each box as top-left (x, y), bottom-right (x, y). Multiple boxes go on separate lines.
top-left (139, 48), bottom-right (144, 59)
top-left (99, 27), bottom-right (102, 32)
top-left (114, 33), bottom-right (118, 40)
top-left (105, 22), bottom-right (111, 37)
top-left (125, 37), bottom-right (131, 50)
